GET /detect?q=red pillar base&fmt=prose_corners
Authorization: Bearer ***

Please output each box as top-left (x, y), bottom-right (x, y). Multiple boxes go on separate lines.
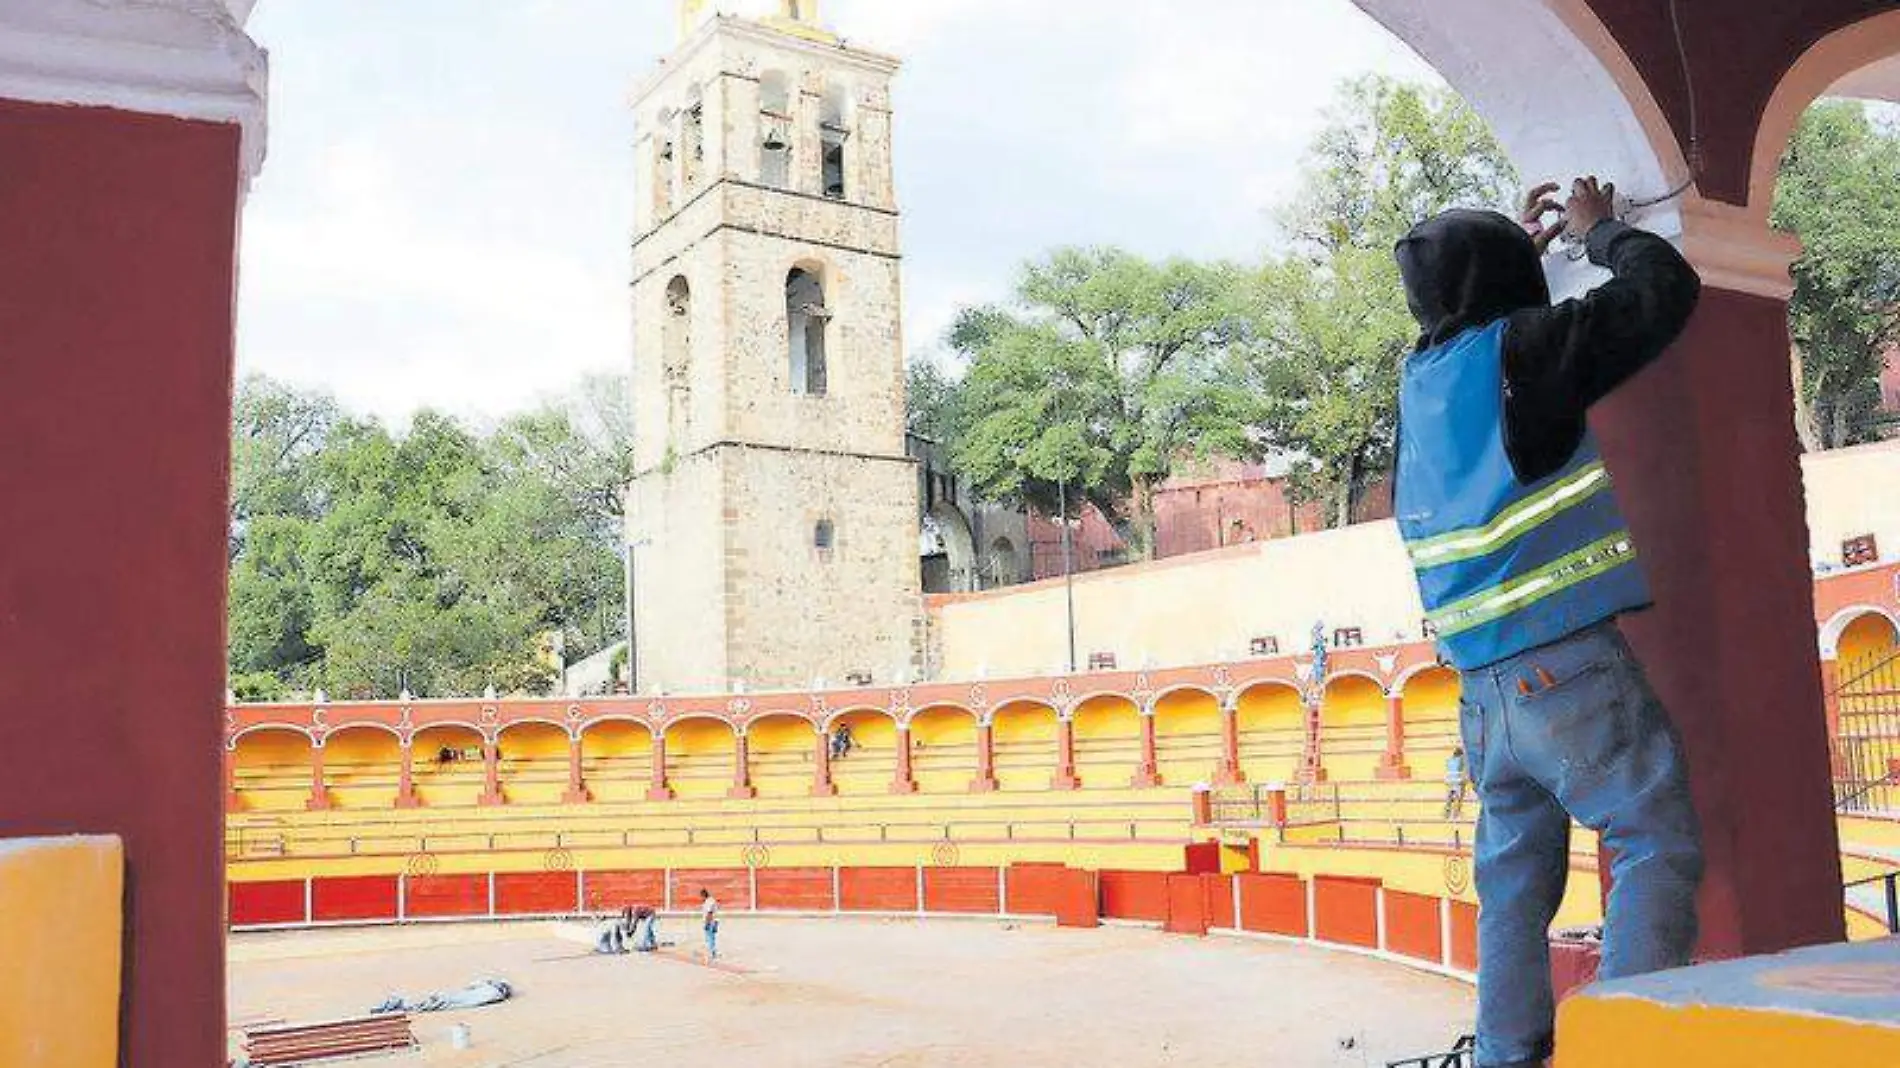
top-left (479, 789), bottom-right (505, 807)
top-left (305, 792), bottom-right (333, 812)
top-left (1298, 765), bottom-right (1329, 784)
top-left (646, 785), bottom-right (674, 801)
top-left (889, 779), bottom-right (918, 795)
top-left (1131, 768), bottom-right (1162, 789)
top-left (968, 776), bottom-right (998, 793)
top-left (1051, 772), bottom-right (1080, 791)
top-left (1213, 764), bottom-right (1244, 788)
top-left (1375, 760), bottom-right (1411, 781)
top-left (562, 787), bottom-right (591, 804)
top-left (395, 793), bottom-right (421, 810)
top-left (727, 785), bottom-right (757, 800)
top-left (811, 782), bottom-right (838, 797)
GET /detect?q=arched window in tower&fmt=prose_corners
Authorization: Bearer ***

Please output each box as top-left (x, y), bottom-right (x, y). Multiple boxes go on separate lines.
top-left (786, 267), bottom-right (829, 396)
top-left (820, 83), bottom-right (852, 200)
top-left (663, 276), bottom-right (692, 441)
top-left (681, 85), bottom-right (705, 191)
top-left (651, 107), bottom-right (678, 218)
top-left (759, 70), bottom-right (792, 189)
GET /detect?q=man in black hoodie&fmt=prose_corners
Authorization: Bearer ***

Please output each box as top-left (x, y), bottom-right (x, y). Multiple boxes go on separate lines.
top-left (1390, 178), bottom-right (1703, 1068)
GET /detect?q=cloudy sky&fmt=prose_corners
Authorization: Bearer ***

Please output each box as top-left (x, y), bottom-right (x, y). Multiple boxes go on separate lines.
top-left (236, 1), bottom-right (1437, 422)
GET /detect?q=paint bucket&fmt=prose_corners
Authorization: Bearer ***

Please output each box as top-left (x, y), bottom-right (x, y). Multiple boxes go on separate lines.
top-left (448, 1023), bottom-right (472, 1050)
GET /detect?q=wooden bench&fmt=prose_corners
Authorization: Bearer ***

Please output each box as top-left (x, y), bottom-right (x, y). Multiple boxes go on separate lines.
top-left (241, 1013), bottom-right (417, 1066)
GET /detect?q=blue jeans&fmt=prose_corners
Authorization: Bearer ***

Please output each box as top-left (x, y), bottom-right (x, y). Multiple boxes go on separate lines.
top-left (1458, 620), bottom-right (1702, 1068)
top-left (636, 916), bottom-right (657, 952)
top-left (704, 921), bottom-right (718, 960)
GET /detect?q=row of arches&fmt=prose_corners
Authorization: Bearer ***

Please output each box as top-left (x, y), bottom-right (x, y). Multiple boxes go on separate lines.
top-left (228, 669), bottom-right (1466, 813)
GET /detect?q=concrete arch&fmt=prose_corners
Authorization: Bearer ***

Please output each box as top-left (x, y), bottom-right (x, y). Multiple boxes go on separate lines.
top-left (229, 725), bottom-right (315, 814)
top-left (1236, 681), bottom-right (1306, 785)
top-left (663, 715), bottom-right (738, 800)
top-left (579, 718), bottom-right (654, 803)
top-left (1321, 673), bottom-right (1388, 781)
top-left (1153, 686), bottom-right (1223, 787)
top-left (909, 704), bottom-right (980, 794)
top-left (321, 724), bottom-right (404, 809)
top-left (1747, 9), bottom-right (1900, 216)
top-left (580, 714), bottom-right (658, 739)
top-left (497, 717), bottom-right (576, 742)
top-left (1820, 605), bottom-right (1900, 660)
top-left (494, 720), bottom-right (570, 805)
top-left (821, 704), bottom-right (895, 732)
top-left (230, 722), bottom-right (314, 744)
top-left (411, 723), bottom-right (488, 808)
top-left (921, 501), bottom-right (977, 593)
top-left (827, 707), bottom-right (900, 796)
top-left (747, 711), bottom-right (818, 798)
top-left (1150, 683), bottom-right (1220, 707)
top-left (1072, 693), bottom-right (1141, 789)
top-left (321, 720), bottom-right (402, 741)
top-left (989, 699), bottom-right (1059, 792)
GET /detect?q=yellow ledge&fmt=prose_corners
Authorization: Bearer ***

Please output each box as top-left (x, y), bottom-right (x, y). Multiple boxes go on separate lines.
top-left (0, 835), bottom-right (124, 1068)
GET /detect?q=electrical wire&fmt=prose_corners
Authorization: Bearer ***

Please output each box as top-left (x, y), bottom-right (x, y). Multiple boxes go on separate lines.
top-left (1626, 0), bottom-right (1701, 210)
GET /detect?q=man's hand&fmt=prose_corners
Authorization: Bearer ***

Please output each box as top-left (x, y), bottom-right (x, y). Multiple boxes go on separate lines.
top-left (1565, 175), bottom-right (1617, 239)
top-left (1520, 181), bottom-right (1566, 254)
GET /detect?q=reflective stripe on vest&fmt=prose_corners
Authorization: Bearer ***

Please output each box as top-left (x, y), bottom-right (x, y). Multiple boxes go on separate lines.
top-left (1425, 531), bottom-right (1636, 637)
top-left (1406, 460), bottom-right (1610, 569)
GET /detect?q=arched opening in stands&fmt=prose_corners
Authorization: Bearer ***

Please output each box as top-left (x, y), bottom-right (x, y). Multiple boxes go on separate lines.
top-left (1400, 667), bottom-right (1465, 773)
top-left (664, 717), bottom-right (736, 800)
top-left (909, 705), bottom-right (978, 794)
top-left (411, 724), bottom-right (487, 807)
top-left (990, 700), bottom-right (1057, 791)
top-left (579, 720), bottom-right (652, 803)
top-left (1153, 688), bottom-right (1222, 786)
top-left (748, 713), bottom-right (815, 798)
top-left (1321, 675), bottom-right (1387, 780)
top-left (1236, 682), bottom-right (1306, 784)
top-left (1837, 610), bottom-right (1900, 667)
top-left (323, 726), bottom-right (401, 809)
top-left (1071, 695), bottom-right (1140, 788)
top-left (497, 721), bottom-right (570, 805)
top-left (231, 728), bottom-right (313, 813)
top-left (830, 709), bottom-right (898, 796)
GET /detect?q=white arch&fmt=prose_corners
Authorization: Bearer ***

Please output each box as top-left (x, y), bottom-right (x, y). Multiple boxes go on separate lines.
top-left (1393, 660), bottom-right (1462, 693)
top-left (1818, 604), bottom-right (1900, 660)
top-left (230, 723), bottom-right (314, 744)
top-left (1748, 9), bottom-right (1900, 218)
top-left (496, 717), bottom-right (578, 742)
top-left (579, 714), bottom-right (658, 739)
top-left (821, 705), bottom-right (898, 732)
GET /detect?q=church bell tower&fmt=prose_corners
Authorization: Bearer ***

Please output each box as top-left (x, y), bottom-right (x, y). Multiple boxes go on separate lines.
top-left (626, 1), bottom-right (921, 693)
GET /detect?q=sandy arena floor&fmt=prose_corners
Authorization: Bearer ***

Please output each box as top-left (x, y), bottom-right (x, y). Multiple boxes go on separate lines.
top-left (229, 918), bottom-right (1475, 1067)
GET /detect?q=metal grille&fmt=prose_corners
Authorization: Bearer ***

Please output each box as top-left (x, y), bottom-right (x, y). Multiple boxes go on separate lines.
top-left (1833, 647), bottom-right (1900, 814)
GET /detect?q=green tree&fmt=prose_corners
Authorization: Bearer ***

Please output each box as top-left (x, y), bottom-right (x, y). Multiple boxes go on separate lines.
top-left (1773, 100), bottom-right (1900, 449)
top-left (1250, 75), bottom-right (1517, 525)
top-left (949, 248), bottom-right (1262, 556)
top-left (905, 350), bottom-right (965, 445)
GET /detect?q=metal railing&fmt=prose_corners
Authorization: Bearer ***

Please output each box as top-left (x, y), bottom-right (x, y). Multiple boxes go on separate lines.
top-left (1387, 1034), bottom-right (1474, 1068)
top-left (1845, 871), bottom-right (1900, 935)
top-left (1832, 647), bottom-right (1900, 814)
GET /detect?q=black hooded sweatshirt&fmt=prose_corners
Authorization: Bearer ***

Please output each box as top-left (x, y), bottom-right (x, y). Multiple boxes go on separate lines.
top-left (1394, 211), bottom-right (1702, 483)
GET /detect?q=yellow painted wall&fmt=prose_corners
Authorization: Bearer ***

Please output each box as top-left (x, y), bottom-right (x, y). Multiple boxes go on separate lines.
top-left (411, 725), bottom-right (486, 807)
top-left (910, 706), bottom-right (977, 794)
top-left (832, 711), bottom-right (897, 796)
top-left (665, 717), bottom-right (736, 799)
top-left (1838, 612), bottom-right (1898, 666)
top-left (498, 722), bottom-right (570, 805)
top-left (580, 720), bottom-right (652, 802)
top-left (1237, 683), bottom-right (1305, 784)
top-left (1154, 689), bottom-right (1222, 786)
top-left (323, 728), bottom-right (400, 810)
top-left (990, 701), bottom-right (1057, 791)
top-left (749, 715), bottom-right (815, 798)
top-left (1323, 675), bottom-right (1387, 780)
top-left (233, 729), bottom-right (313, 812)
top-left (0, 835), bottom-right (122, 1068)
top-left (1072, 695), bottom-right (1140, 789)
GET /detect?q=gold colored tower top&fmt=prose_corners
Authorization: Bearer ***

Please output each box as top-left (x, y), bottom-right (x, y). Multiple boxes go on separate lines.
top-left (678, 0), bottom-right (834, 44)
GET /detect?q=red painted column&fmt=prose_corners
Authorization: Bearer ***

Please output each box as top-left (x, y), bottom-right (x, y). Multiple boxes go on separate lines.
top-left (479, 737), bottom-right (504, 806)
top-left (891, 725), bottom-right (919, 794)
top-left (563, 733), bottom-right (590, 804)
top-left (812, 727), bottom-right (837, 797)
top-left (1051, 715), bottom-right (1080, 790)
top-left (306, 743), bottom-right (333, 811)
top-left (1132, 709), bottom-right (1161, 788)
top-left (1820, 658), bottom-right (1843, 743)
top-left (729, 732), bottom-right (756, 799)
top-left (396, 741), bottom-right (420, 809)
top-left (1591, 256), bottom-right (1843, 956)
top-left (1213, 700), bottom-right (1244, 787)
top-left (1299, 694), bottom-right (1328, 784)
top-left (223, 744), bottom-right (239, 812)
top-left (647, 731), bottom-right (673, 801)
top-left (971, 721), bottom-right (998, 792)
top-left (1377, 689), bottom-right (1411, 780)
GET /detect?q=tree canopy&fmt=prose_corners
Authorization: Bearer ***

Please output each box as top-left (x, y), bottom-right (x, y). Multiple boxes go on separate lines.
top-left (227, 374), bottom-right (632, 701)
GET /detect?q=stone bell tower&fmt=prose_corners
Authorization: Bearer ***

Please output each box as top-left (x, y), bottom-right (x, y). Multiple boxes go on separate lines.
top-left (626, 0), bottom-right (922, 693)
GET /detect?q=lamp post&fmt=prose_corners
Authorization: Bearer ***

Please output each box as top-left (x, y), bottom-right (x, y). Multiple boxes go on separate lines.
top-left (624, 535), bottom-right (652, 693)
top-left (1058, 476), bottom-right (1076, 674)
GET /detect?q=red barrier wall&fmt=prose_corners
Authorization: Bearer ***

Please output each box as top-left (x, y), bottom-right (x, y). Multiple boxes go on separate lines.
top-left (1237, 872), bottom-right (1307, 936)
top-left (755, 868), bottom-right (836, 911)
top-left (923, 867), bottom-right (1000, 914)
top-left (1005, 863), bottom-right (1065, 916)
top-left (1164, 874), bottom-right (1209, 935)
top-left (840, 867), bottom-right (920, 912)
top-left (1383, 890), bottom-right (1442, 963)
top-left (1449, 900), bottom-right (1479, 972)
top-left (1100, 870), bottom-right (1170, 922)
top-left (406, 874), bottom-right (488, 918)
top-left (1054, 868), bottom-right (1100, 928)
top-left (1313, 876), bottom-right (1380, 949)
top-left (671, 868), bottom-right (753, 911)
top-left (582, 871), bottom-right (666, 911)
top-left (1205, 874), bottom-right (1236, 930)
top-left (229, 881), bottom-right (305, 927)
top-left (312, 875), bottom-right (400, 923)
top-left (1182, 841), bottom-right (1221, 875)
top-left (495, 872), bottom-right (578, 916)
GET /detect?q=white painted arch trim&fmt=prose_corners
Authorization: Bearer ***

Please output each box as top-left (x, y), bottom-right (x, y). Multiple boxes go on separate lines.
top-left (1748, 9), bottom-right (1900, 222)
top-left (0, 0), bottom-right (267, 183)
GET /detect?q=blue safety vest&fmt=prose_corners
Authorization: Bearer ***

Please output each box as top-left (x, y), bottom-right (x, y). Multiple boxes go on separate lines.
top-left (1395, 321), bottom-right (1650, 669)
